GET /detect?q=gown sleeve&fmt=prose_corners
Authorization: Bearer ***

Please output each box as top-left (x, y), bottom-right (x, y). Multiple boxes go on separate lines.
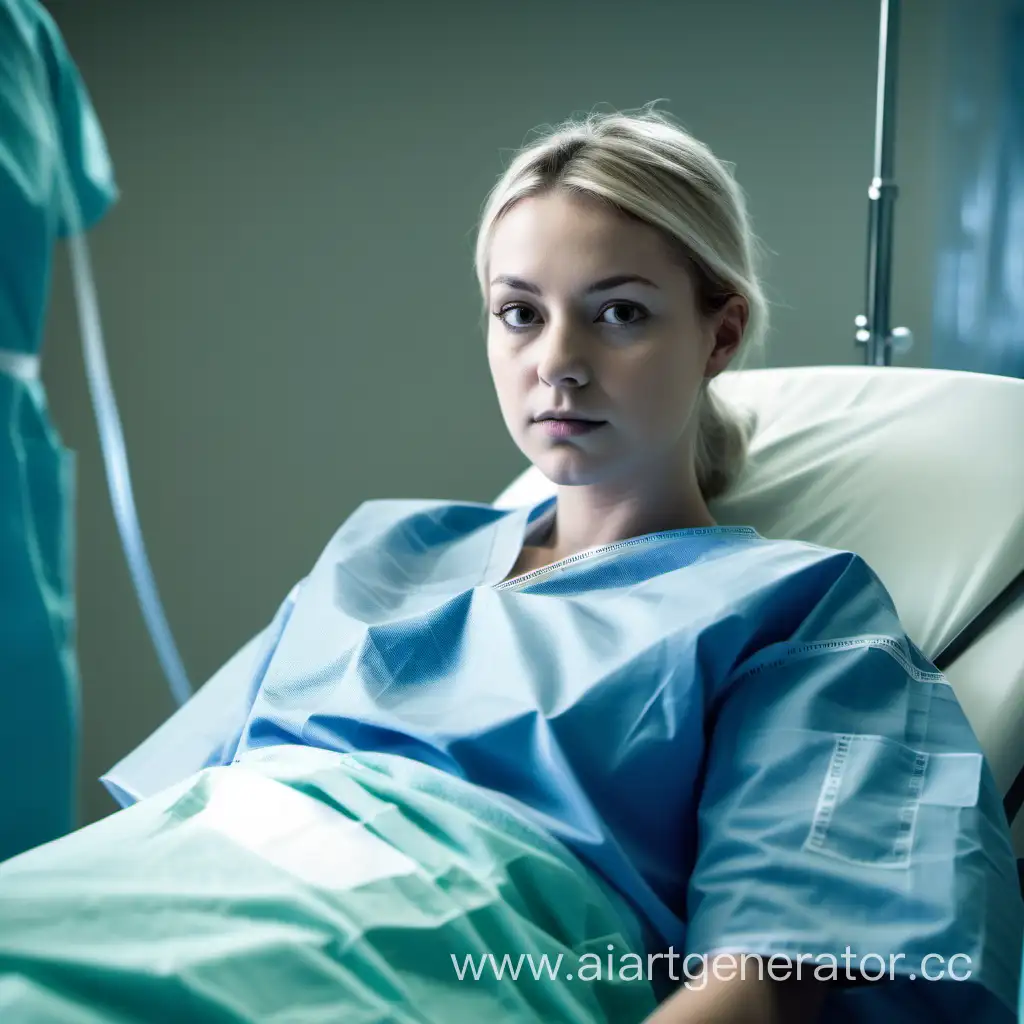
top-left (0, 0), bottom-right (116, 352)
top-left (30, 0), bottom-right (118, 234)
top-left (686, 552), bottom-right (1023, 1021)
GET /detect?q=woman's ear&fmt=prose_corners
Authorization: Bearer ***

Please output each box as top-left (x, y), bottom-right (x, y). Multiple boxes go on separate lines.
top-left (705, 295), bottom-right (748, 379)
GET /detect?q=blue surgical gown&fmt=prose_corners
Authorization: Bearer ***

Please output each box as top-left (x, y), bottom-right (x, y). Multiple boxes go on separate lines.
top-left (0, 0), bottom-right (117, 861)
top-left (104, 496), bottom-right (1024, 1021)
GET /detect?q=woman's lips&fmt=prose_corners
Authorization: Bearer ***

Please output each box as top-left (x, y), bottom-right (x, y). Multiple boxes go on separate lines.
top-left (536, 418), bottom-right (606, 438)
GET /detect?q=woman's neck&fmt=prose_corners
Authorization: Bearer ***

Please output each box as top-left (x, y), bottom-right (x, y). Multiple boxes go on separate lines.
top-left (542, 474), bottom-right (716, 561)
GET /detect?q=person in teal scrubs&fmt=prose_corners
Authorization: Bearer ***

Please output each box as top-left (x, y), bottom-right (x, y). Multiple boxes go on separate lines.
top-left (0, 0), bottom-right (117, 861)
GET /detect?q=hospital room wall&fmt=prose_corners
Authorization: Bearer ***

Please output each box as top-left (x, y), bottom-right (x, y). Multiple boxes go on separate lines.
top-left (38, 0), bottom-right (948, 828)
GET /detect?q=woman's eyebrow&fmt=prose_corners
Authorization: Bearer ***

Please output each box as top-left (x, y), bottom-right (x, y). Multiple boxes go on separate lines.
top-left (489, 274), bottom-right (660, 295)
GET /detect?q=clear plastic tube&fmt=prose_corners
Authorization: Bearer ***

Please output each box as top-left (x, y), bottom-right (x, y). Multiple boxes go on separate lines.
top-left (56, 162), bottom-right (192, 709)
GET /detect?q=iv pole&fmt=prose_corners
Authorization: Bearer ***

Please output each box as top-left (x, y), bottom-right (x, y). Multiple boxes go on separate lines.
top-left (856, 0), bottom-right (914, 364)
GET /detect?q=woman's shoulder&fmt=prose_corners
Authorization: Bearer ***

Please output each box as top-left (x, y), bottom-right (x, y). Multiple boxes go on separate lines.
top-left (704, 532), bottom-right (909, 663)
top-left (725, 529), bottom-right (882, 596)
top-left (721, 533), bottom-right (926, 681)
top-left (312, 497), bottom-right (525, 561)
top-left (338, 497), bottom-right (513, 534)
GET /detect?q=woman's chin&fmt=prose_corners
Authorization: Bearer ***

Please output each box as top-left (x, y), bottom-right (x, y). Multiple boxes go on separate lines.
top-left (530, 447), bottom-right (619, 487)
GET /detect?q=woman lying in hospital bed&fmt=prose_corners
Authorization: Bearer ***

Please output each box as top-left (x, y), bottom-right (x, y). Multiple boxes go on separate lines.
top-left (1, 104), bottom-right (1021, 1024)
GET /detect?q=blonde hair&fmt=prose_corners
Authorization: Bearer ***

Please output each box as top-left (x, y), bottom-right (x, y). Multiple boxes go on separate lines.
top-left (474, 102), bottom-right (768, 501)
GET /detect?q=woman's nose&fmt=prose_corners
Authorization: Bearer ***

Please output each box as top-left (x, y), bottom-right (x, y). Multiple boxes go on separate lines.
top-left (536, 329), bottom-right (591, 389)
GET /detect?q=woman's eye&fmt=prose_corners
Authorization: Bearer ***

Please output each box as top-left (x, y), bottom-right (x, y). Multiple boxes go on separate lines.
top-left (494, 302), bottom-right (647, 331)
top-left (599, 303), bottom-right (645, 326)
top-left (496, 304), bottom-right (539, 329)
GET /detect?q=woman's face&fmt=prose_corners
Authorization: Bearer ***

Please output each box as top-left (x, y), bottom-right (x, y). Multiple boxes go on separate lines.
top-left (486, 190), bottom-right (746, 489)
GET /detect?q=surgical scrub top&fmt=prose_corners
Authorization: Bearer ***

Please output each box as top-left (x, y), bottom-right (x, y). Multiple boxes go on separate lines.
top-left (103, 496), bottom-right (1024, 1021)
top-left (0, 0), bottom-right (116, 862)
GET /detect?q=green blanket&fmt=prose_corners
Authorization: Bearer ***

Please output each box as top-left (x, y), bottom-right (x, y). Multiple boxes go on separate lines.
top-left (0, 745), bottom-right (659, 1023)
